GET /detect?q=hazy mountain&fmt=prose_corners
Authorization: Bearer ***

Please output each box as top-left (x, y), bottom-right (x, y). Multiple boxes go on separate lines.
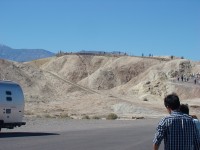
top-left (0, 44), bottom-right (55, 62)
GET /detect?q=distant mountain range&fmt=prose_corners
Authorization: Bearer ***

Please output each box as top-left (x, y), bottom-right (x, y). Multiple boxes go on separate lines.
top-left (0, 44), bottom-right (55, 62)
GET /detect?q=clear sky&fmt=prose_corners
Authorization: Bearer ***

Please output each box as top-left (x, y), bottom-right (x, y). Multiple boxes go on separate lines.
top-left (0, 0), bottom-right (200, 60)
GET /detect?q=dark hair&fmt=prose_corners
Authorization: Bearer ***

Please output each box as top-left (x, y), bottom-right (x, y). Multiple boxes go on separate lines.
top-left (179, 104), bottom-right (189, 115)
top-left (164, 93), bottom-right (180, 110)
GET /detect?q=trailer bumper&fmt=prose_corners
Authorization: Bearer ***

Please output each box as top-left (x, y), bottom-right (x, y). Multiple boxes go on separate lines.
top-left (0, 121), bottom-right (26, 129)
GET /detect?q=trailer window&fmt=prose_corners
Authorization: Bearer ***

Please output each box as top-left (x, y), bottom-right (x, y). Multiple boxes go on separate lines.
top-left (6, 109), bottom-right (11, 114)
top-left (6, 91), bottom-right (12, 95)
top-left (6, 97), bottom-right (12, 101)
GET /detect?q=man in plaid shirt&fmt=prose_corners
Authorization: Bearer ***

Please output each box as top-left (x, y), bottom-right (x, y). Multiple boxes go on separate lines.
top-left (153, 93), bottom-right (200, 150)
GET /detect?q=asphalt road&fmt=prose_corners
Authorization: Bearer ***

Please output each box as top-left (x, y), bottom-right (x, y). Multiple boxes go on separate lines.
top-left (0, 118), bottom-right (164, 150)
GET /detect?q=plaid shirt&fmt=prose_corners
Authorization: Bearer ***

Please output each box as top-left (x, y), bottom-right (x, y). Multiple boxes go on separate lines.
top-left (153, 111), bottom-right (200, 150)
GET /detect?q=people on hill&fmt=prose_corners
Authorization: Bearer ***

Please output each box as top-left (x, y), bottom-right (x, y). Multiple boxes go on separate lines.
top-left (176, 73), bottom-right (200, 85)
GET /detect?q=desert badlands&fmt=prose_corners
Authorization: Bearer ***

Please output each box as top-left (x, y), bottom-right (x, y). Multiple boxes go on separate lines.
top-left (0, 54), bottom-right (200, 119)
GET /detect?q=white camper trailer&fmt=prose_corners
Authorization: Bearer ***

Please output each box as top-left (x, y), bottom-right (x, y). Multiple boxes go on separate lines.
top-left (0, 80), bottom-right (26, 131)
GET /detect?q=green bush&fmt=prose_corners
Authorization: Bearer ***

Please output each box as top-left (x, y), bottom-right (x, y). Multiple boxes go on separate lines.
top-left (106, 113), bottom-right (118, 120)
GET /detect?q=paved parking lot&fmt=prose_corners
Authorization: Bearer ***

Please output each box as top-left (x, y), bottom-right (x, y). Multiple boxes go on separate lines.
top-left (0, 118), bottom-right (164, 150)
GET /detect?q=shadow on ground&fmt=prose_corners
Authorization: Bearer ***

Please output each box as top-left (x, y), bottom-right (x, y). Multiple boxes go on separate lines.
top-left (0, 132), bottom-right (59, 138)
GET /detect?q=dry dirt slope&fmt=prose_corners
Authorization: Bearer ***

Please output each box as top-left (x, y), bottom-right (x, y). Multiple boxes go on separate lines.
top-left (1, 55), bottom-right (200, 118)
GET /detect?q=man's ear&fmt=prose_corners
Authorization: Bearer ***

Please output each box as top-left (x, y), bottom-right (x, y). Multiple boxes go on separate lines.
top-left (166, 107), bottom-right (172, 114)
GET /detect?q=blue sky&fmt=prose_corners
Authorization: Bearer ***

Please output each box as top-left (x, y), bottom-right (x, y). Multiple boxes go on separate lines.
top-left (0, 0), bottom-right (200, 60)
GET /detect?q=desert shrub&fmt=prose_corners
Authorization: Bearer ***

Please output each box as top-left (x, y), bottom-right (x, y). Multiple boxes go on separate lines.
top-left (190, 105), bottom-right (200, 108)
top-left (106, 113), bottom-right (118, 120)
top-left (143, 98), bottom-right (148, 101)
top-left (132, 116), bottom-right (145, 119)
top-left (59, 113), bottom-right (70, 118)
top-left (82, 115), bottom-right (90, 119)
top-left (44, 114), bottom-right (54, 118)
top-left (92, 116), bottom-right (101, 120)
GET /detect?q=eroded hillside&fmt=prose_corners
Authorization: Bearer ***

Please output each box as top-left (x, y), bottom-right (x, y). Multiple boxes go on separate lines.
top-left (1, 55), bottom-right (200, 118)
